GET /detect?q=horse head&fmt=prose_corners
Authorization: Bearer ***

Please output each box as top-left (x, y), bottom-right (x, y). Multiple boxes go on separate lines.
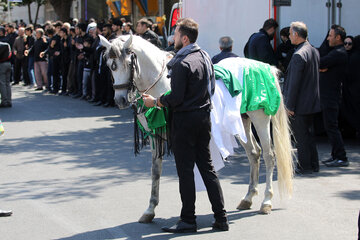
top-left (100, 34), bottom-right (134, 109)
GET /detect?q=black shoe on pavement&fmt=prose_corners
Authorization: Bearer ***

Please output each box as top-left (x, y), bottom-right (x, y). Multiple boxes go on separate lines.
top-left (321, 157), bottom-right (334, 164)
top-left (0, 210), bottom-right (12, 217)
top-left (11, 82), bottom-right (19, 86)
top-left (212, 220), bottom-right (229, 231)
top-left (93, 101), bottom-right (103, 106)
top-left (325, 159), bottom-right (349, 167)
top-left (162, 220), bottom-right (197, 233)
top-left (103, 102), bottom-right (111, 107)
top-left (0, 103), bottom-right (12, 108)
top-left (295, 168), bottom-right (313, 175)
top-left (72, 93), bottom-right (81, 99)
top-left (34, 87), bottom-right (43, 91)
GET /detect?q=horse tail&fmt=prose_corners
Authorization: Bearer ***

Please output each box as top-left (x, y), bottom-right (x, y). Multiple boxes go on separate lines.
top-left (270, 66), bottom-right (295, 198)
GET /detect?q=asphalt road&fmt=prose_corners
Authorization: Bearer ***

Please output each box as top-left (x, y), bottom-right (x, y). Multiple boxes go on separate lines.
top-left (0, 86), bottom-right (359, 240)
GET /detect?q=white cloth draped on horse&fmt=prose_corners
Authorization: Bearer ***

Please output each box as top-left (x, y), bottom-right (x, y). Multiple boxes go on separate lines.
top-left (195, 58), bottom-right (248, 191)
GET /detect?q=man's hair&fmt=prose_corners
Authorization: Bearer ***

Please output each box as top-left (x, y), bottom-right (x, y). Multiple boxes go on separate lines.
top-left (36, 28), bottom-right (44, 36)
top-left (280, 27), bottom-right (290, 37)
top-left (263, 18), bottom-right (279, 31)
top-left (46, 26), bottom-right (55, 36)
top-left (137, 18), bottom-right (151, 28)
top-left (331, 24), bottom-right (346, 42)
top-left (0, 27), bottom-right (5, 35)
top-left (25, 26), bottom-right (33, 32)
top-left (353, 35), bottom-right (360, 50)
top-left (112, 18), bottom-right (122, 26)
top-left (54, 21), bottom-right (63, 28)
top-left (219, 36), bottom-right (233, 50)
top-left (60, 27), bottom-right (68, 34)
top-left (103, 23), bottom-right (112, 30)
top-left (176, 18), bottom-right (198, 43)
top-left (77, 23), bottom-right (87, 32)
top-left (290, 21), bottom-right (308, 39)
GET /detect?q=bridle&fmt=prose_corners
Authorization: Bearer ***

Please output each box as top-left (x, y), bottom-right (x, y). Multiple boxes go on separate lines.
top-left (111, 51), bottom-right (167, 104)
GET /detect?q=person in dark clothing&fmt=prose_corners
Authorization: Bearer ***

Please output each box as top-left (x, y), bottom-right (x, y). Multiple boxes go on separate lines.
top-left (6, 24), bottom-right (18, 83)
top-left (93, 24), bottom-right (114, 107)
top-left (211, 36), bottom-right (239, 64)
top-left (24, 26), bottom-right (36, 86)
top-left (341, 35), bottom-right (360, 139)
top-left (318, 30), bottom-right (332, 57)
top-left (28, 28), bottom-right (48, 90)
top-left (48, 21), bottom-right (63, 94)
top-left (319, 25), bottom-right (349, 167)
top-left (343, 35), bottom-right (353, 54)
top-left (143, 18), bottom-right (229, 233)
top-left (283, 22), bottom-right (321, 174)
top-left (244, 18), bottom-right (278, 66)
top-left (72, 23), bottom-right (88, 98)
top-left (59, 27), bottom-right (71, 95)
top-left (136, 18), bottom-right (162, 48)
top-left (276, 27), bottom-right (295, 72)
top-left (67, 27), bottom-right (77, 95)
top-left (13, 27), bottom-right (30, 86)
top-left (0, 27), bottom-right (7, 42)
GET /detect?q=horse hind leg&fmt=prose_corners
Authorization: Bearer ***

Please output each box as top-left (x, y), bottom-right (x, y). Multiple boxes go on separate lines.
top-left (248, 110), bottom-right (274, 214)
top-left (139, 147), bottom-right (163, 223)
top-left (236, 116), bottom-right (261, 210)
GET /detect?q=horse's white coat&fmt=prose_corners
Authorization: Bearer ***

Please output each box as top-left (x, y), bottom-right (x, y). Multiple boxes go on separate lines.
top-left (100, 35), bottom-right (294, 222)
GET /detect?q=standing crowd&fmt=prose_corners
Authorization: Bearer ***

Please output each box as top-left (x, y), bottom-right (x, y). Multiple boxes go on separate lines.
top-left (0, 17), bottom-right (163, 108)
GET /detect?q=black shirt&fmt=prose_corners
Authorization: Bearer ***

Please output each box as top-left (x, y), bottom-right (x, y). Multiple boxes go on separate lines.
top-left (32, 37), bottom-right (48, 62)
top-left (211, 49), bottom-right (239, 64)
top-left (160, 49), bottom-right (211, 112)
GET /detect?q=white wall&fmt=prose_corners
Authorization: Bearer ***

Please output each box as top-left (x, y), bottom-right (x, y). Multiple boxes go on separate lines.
top-left (183, 0), bottom-right (272, 57)
top-left (340, 0), bottom-right (360, 37)
top-left (10, 3), bottom-right (46, 25)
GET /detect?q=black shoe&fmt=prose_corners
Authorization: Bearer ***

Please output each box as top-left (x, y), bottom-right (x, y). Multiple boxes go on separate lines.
top-left (88, 98), bottom-right (97, 103)
top-left (212, 220), bottom-right (229, 231)
top-left (0, 103), bottom-right (12, 108)
top-left (22, 83), bottom-right (30, 86)
top-left (162, 220), bottom-right (197, 233)
top-left (72, 93), bottom-right (81, 99)
top-left (50, 90), bottom-right (58, 94)
top-left (93, 101), bottom-right (103, 106)
top-left (11, 82), bottom-right (19, 86)
top-left (321, 157), bottom-right (334, 164)
top-left (79, 95), bottom-right (88, 100)
top-left (295, 168), bottom-right (313, 175)
top-left (103, 102), bottom-right (111, 107)
top-left (0, 210), bottom-right (12, 217)
top-left (34, 87), bottom-right (43, 91)
top-left (325, 159), bottom-right (349, 167)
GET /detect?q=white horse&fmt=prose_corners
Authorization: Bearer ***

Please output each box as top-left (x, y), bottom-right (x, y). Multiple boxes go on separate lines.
top-left (99, 34), bottom-right (294, 223)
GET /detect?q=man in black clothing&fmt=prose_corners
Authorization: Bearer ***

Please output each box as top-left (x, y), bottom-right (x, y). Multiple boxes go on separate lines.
top-left (319, 25), bottom-right (349, 167)
top-left (276, 27), bottom-right (295, 72)
top-left (212, 36), bottom-right (239, 64)
top-left (283, 22), bottom-right (321, 174)
top-left (136, 18), bottom-right (162, 48)
top-left (143, 18), bottom-right (228, 233)
top-left (59, 27), bottom-right (71, 95)
top-left (49, 21), bottom-right (63, 94)
top-left (245, 18), bottom-right (278, 66)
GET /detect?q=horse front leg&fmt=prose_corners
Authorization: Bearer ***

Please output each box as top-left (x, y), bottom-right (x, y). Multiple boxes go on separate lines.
top-left (138, 142), bottom-right (163, 223)
top-left (236, 116), bottom-right (261, 210)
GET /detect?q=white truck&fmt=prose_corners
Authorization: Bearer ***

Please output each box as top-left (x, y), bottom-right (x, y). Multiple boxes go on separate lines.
top-left (169, 0), bottom-right (360, 57)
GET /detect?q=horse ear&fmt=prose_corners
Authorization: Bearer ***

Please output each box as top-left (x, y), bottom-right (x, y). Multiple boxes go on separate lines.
top-left (99, 35), bottom-right (111, 50)
top-left (123, 34), bottom-right (133, 53)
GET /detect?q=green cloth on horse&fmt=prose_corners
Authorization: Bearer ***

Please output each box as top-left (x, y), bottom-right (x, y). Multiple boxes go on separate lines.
top-left (214, 65), bottom-right (242, 97)
top-left (136, 91), bottom-right (171, 135)
top-left (241, 60), bottom-right (280, 116)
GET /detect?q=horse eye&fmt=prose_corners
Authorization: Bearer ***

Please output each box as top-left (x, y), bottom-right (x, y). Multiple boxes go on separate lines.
top-left (111, 61), bottom-right (117, 71)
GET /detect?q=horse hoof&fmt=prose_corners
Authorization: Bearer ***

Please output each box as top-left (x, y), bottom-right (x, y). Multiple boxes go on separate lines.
top-left (138, 213), bottom-right (155, 223)
top-left (237, 200), bottom-right (252, 210)
top-left (259, 204), bottom-right (272, 214)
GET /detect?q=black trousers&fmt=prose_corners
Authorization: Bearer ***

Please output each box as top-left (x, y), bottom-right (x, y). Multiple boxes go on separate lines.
top-left (61, 60), bottom-right (70, 93)
top-left (171, 110), bottom-right (226, 224)
top-left (291, 114), bottom-right (319, 171)
top-left (14, 57), bottom-right (29, 84)
top-left (52, 56), bottom-right (62, 92)
top-left (321, 105), bottom-right (347, 160)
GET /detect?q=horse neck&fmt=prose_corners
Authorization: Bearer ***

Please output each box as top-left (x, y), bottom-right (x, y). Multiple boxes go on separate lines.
top-left (132, 41), bottom-right (171, 98)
